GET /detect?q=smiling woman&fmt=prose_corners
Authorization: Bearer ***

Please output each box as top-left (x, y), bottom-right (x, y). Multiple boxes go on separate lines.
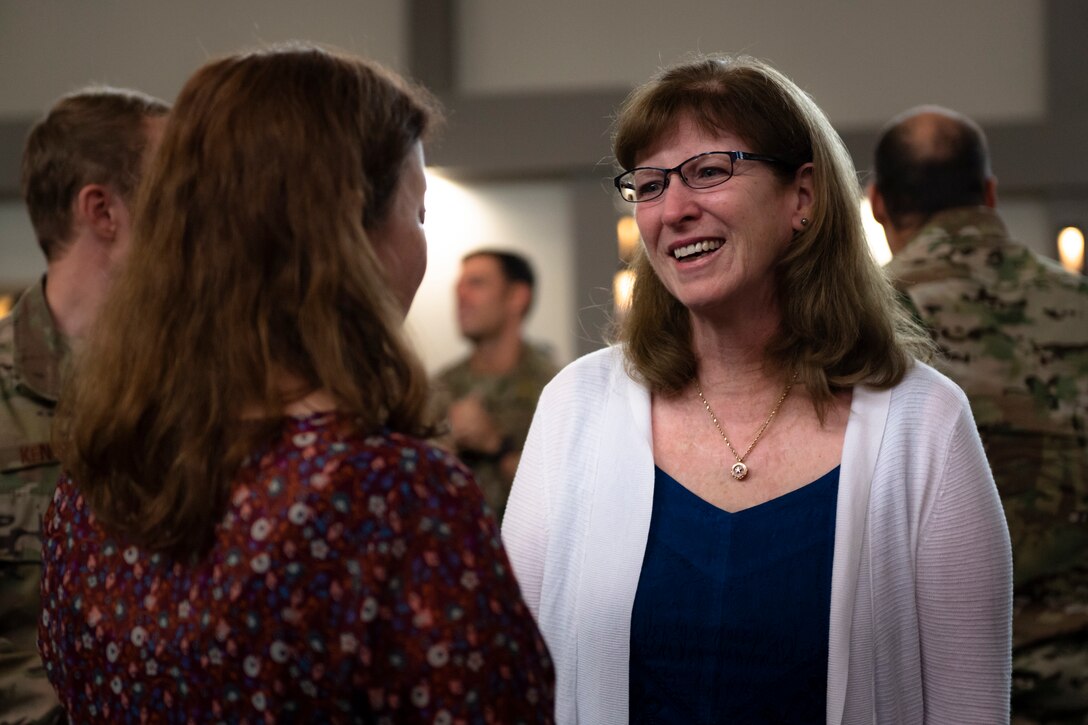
top-left (502, 54), bottom-right (1012, 724)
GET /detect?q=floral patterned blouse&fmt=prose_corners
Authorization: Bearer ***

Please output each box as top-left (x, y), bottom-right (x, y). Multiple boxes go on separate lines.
top-left (39, 412), bottom-right (554, 723)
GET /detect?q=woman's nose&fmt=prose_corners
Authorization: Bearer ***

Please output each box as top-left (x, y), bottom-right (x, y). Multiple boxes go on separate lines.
top-left (659, 174), bottom-right (701, 225)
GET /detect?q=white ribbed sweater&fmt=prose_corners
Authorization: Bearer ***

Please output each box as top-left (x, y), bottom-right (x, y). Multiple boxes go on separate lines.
top-left (502, 347), bottom-right (1011, 724)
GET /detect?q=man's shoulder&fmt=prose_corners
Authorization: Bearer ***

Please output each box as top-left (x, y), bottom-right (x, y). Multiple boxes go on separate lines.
top-left (1024, 253), bottom-right (1088, 298)
top-left (0, 307), bottom-right (15, 367)
top-left (517, 341), bottom-right (560, 378)
top-left (0, 281), bottom-right (66, 407)
top-left (1, 285), bottom-right (59, 461)
top-left (0, 308), bottom-right (22, 406)
top-left (891, 208), bottom-right (1087, 321)
top-left (886, 208), bottom-right (1001, 281)
top-left (434, 355), bottom-right (473, 386)
top-left (892, 208), bottom-right (1086, 287)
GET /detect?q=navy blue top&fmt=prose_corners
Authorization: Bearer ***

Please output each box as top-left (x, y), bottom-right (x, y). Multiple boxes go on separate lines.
top-left (629, 466), bottom-right (840, 724)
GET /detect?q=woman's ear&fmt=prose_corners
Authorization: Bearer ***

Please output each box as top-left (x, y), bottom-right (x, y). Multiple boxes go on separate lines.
top-left (791, 162), bottom-right (815, 231)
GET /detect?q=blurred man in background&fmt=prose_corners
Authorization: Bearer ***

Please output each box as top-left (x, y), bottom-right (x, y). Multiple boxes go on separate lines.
top-left (871, 105), bottom-right (1088, 725)
top-left (0, 87), bottom-right (168, 723)
top-left (435, 249), bottom-right (558, 522)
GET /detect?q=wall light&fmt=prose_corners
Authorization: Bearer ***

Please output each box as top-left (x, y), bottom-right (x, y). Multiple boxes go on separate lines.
top-left (1057, 226), bottom-right (1085, 274)
top-left (616, 215), bottom-right (640, 263)
top-left (613, 269), bottom-right (635, 317)
top-left (860, 198), bottom-right (892, 266)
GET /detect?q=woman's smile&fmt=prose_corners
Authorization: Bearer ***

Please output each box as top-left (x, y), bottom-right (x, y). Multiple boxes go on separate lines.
top-left (670, 238), bottom-right (724, 261)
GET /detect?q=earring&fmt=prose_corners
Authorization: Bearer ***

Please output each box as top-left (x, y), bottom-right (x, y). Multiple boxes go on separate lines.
top-left (800, 217), bottom-right (809, 226)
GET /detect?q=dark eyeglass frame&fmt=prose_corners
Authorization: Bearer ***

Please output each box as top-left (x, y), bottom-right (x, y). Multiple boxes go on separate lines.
top-left (613, 150), bottom-right (788, 203)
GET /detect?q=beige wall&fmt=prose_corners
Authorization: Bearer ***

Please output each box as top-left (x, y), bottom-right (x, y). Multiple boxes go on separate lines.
top-left (458, 0), bottom-right (1045, 128)
top-left (0, 0), bottom-right (406, 119)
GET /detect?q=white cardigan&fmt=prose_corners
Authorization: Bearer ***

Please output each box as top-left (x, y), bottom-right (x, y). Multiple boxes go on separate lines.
top-left (502, 347), bottom-right (1011, 724)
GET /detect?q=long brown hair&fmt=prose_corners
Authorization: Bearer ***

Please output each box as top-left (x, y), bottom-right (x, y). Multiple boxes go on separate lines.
top-left (55, 44), bottom-right (442, 557)
top-left (613, 55), bottom-right (931, 417)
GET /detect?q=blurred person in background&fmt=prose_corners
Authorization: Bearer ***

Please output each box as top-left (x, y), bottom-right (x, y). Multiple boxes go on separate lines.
top-left (871, 105), bottom-right (1088, 725)
top-left (435, 249), bottom-right (557, 522)
top-left (503, 55), bottom-right (1011, 724)
top-left (0, 86), bottom-right (168, 724)
top-left (38, 44), bottom-right (553, 722)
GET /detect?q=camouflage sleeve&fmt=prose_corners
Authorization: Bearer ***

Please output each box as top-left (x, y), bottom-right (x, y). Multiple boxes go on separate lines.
top-left (489, 362), bottom-right (557, 453)
top-left (895, 288), bottom-right (930, 332)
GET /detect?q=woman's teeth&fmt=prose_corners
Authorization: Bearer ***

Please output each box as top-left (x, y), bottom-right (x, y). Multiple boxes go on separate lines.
top-left (673, 240), bottom-right (723, 260)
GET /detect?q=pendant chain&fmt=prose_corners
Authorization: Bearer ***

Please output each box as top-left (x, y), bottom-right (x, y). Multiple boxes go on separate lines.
top-left (695, 371), bottom-right (798, 481)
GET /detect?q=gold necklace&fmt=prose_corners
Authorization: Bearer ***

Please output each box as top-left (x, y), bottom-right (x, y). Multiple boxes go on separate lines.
top-left (695, 371), bottom-right (798, 481)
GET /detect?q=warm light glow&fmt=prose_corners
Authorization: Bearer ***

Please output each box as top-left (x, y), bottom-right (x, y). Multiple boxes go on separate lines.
top-left (406, 169), bottom-right (495, 372)
top-left (616, 215), bottom-right (640, 262)
top-left (422, 169), bottom-right (486, 269)
top-left (860, 198), bottom-right (892, 266)
top-left (0, 295), bottom-right (12, 318)
top-left (613, 269), bottom-right (635, 315)
top-left (1057, 226), bottom-right (1085, 273)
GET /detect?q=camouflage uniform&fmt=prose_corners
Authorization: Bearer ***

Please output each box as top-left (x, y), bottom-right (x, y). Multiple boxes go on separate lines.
top-left (886, 207), bottom-right (1088, 725)
top-left (0, 279), bottom-right (65, 725)
top-left (435, 342), bottom-right (558, 522)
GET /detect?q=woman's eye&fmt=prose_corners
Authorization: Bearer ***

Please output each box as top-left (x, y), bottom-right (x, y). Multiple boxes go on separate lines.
top-left (696, 165), bottom-right (728, 179)
top-left (637, 180), bottom-right (663, 196)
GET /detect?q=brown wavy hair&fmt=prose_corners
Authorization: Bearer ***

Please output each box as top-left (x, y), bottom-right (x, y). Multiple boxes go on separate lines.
top-left (55, 44), bottom-right (442, 557)
top-left (613, 54), bottom-right (931, 417)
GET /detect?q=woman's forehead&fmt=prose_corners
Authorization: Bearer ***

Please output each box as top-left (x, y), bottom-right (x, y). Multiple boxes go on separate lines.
top-left (635, 115), bottom-right (745, 165)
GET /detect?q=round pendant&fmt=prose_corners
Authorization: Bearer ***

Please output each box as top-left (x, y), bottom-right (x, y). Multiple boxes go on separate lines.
top-left (730, 462), bottom-right (749, 480)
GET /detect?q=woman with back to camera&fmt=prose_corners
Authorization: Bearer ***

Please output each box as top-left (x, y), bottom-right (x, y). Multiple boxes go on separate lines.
top-left (39, 44), bottom-right (553, 722)
top-left (502, 55), bottom-right (1011, 724)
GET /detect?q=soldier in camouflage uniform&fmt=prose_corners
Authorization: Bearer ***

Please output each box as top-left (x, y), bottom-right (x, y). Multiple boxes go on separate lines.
top-left (435, 250), bottom-right (559, 522)
top-left (1, 88), bottom-right (167, 724)
top-left (871, 106), bottom-right (1088, 725)
top-left (0, 282), bottom-right (65, 725)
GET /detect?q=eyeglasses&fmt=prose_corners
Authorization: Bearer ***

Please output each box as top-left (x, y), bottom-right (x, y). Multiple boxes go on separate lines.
top-left (614, 150), bottom-right (787, 203)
